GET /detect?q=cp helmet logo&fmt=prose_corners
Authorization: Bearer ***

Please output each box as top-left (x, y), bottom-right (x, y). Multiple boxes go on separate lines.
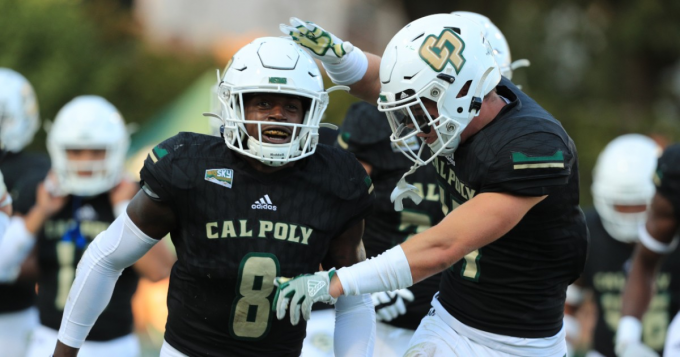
top-left (419, 29), bottom-right (466, 74)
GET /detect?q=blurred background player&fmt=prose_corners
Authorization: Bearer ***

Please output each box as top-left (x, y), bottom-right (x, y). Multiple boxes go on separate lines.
top-left (0, 67), bottom-right (47, 357)
top-left (618, 143), bottom-right (680, 357)
top-left (53, 37), bottom-right (375, 357)
top-left (564, 134), bottom-right (680, 357)
top-left (8, 95), bottom-right (175, 357)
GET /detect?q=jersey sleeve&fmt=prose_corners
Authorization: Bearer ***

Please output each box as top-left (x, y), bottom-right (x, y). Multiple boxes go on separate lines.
top-left (655, 144), bottom-right (680, 221)
top-left (481, 132), bottom-right (574, 196)
top-left (139, 134), bottom-right (187, 203)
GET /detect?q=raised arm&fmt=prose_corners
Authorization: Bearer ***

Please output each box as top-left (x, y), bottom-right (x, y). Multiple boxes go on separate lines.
top-left (53, 189), bottom-right (176, 357)
top-left (280, 18), bottom-right (382, 103)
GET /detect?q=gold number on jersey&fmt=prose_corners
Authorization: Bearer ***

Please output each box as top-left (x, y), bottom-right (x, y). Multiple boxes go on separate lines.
top-left (460, 249), bottom-right (481, 281)
top-left (398, 210), bottom-right (432, 241)
top-left (230, 253), bottom-right (280, 340)
top-left (419, 29), bottom-right (466, 73)
top-left (55, 241), bottom-right (76, 310)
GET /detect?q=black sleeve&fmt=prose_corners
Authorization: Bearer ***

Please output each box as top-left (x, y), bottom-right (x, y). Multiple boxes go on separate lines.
top-left (655, 144), bottom-right (680, 221)
top-left (481, 132), bottom-right (573, 196)
top-left (139, 136), bottom-right (184, 203)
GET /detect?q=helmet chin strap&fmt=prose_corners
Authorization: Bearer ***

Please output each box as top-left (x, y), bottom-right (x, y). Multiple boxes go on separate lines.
top-left (390, 144), bottom-right (427, 211)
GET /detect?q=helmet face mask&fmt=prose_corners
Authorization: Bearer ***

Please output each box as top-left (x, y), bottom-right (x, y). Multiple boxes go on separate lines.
top-left (217, 37), bottom-right (329, 167)
top-left (377, 14), bottom-right (501, 165)
top-left (48, 96), bottom-right (129, 197)
top-left (591, 134), bottom-right (660, 243)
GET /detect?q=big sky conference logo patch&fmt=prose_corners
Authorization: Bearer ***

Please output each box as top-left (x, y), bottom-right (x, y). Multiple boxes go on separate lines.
top-left (205, 168), bottom-right (234, 188)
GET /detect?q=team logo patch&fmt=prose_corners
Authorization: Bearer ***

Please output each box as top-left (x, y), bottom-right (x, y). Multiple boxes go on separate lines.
top-left (511, 151), bottom-right (565, 170)
top-left (419, 29), bottom-right (466, 73)
top-left (205, 168), bottom-right (234, 188)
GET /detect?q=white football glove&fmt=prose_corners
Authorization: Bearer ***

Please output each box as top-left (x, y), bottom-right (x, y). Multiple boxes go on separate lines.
top-left (371, 289), bottom-right (414, 322)
top-left (273, 269), bottom-right (338, 326)
top-left (615, 342), bottom-right (659, 357)
top-left (280, 17), bottom-right (354, 65)
top-left (0, 170), bottom-right (10, 208)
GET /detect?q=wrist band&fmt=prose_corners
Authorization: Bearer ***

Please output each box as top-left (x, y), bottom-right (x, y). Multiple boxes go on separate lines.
top-left (323, 47), bottom-right (368, 86)
top-left (639, 223), bottom-right (679, 254)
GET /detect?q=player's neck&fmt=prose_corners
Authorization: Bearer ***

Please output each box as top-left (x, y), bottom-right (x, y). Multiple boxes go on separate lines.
top-left (460, 92), bottom-right (506, 144)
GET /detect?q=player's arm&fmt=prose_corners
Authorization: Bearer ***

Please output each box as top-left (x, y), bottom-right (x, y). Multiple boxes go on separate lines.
top-left (0, 179), bottom-right (66, 282)
top-left (564, 279), bottom-right (588, 355)
top-left (321, 220), bottom-right (375, 357)
top-left (328, 192), bottom-right (545, 297)
top-left (280, 18), bottom-right (382, 103)
top-left (53, 190), bottom-right (176, 357)
top-left (617, 191), bottom-right (679, 355)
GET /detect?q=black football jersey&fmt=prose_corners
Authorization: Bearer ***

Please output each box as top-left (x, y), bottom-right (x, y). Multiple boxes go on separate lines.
top-left (336, 102), bottom-right (445, 330)
top-left (581, 210), bottom-right (680, 356)
top-left (36, 193), bottom-right (139, 341)
top-left (0, 151), bottom-right (49, 313)
top-left (655, 144), bottom-right (680, 222)
top-left (437, 77), bottom-right (588, 338)
top-left (140, 132), bottom-right (374, 357)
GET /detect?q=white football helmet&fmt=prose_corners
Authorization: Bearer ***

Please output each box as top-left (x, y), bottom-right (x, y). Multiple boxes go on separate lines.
top-left (377, 13), bottom-right (502, 165)
top-left (591, 134), bottom-right (660, 243)
top-left (48, 96), bottom-right (129, 196)
top-left (451, 12), bottom-right (530, 80)
top-left (216, 37), bottom-right (330, 167)
top-left (0, 68), bottom-right (40, 153)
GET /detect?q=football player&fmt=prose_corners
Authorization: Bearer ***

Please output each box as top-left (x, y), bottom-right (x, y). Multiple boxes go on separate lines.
top-left (564, 134), bottom-right (678, 357)
top-left (53, 37), bottom-right (376, 357)
top-left (0, 68), bottom-right (46, 357)
top-left (3, 96), bottom-right (176, 357)
top-left (618, 144), bottom-right (680, 357)
top-left (274, 14), bottom-right (588, 356)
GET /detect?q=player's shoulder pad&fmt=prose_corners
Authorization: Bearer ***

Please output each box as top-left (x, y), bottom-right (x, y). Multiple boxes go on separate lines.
top-left (336, 102), bottom-right (392, 149)
top-left (307, 145), bottom-right (374, 200)
top-left (146, 132), bottom-right (224, 164)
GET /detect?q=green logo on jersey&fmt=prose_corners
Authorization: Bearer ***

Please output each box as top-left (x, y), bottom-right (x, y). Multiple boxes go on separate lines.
top-left (149, 145), bottom-right (168, 163)
top-left (511, 150), bottom-right (565, 170)
top-left (205, 168), bottom-right (234, 188)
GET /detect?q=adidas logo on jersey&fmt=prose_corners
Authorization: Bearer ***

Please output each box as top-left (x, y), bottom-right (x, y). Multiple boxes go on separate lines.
top-left (252, 194), bottom-right (277, 211)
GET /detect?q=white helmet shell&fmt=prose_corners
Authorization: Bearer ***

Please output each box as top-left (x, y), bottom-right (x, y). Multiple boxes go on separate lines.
top-left (591, 134), bottom-right (660, 243)
top-left (217, 37), bottom-right (329, 167)
top-left (0, 68), bottom-right (39, 153)
top-left (451, 11), bottom-right (526, 79)
top-left (48, 96), bottom-right (130, 196)
top-left (377, 13), bottom-right (501, 165)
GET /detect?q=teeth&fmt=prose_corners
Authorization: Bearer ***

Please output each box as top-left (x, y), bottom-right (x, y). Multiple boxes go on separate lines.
top-left (263, 130), bottom-right (289, 137)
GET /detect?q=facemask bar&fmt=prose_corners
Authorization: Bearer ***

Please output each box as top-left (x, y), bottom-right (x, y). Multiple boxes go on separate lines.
top-left (217, 83), bottom-right (326, 166)
top-left (379, 88), bottom-right (459, 166)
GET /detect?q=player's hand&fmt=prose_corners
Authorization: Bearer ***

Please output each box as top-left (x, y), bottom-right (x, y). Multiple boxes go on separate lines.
top-left (391, 177), bottom-right (423, 211)
top-left (280, 17), bottom-right (354, 65)
top-left (273, 269), bottom-right (338, 326)
top-left (109, 176), bottom-right (139, 206)
top-left (36, 172), bottom-right (68, 217)
top-left (615, 341), bottom-right (659, 357)
top-left (372, 288), bottom-right (414, 322)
